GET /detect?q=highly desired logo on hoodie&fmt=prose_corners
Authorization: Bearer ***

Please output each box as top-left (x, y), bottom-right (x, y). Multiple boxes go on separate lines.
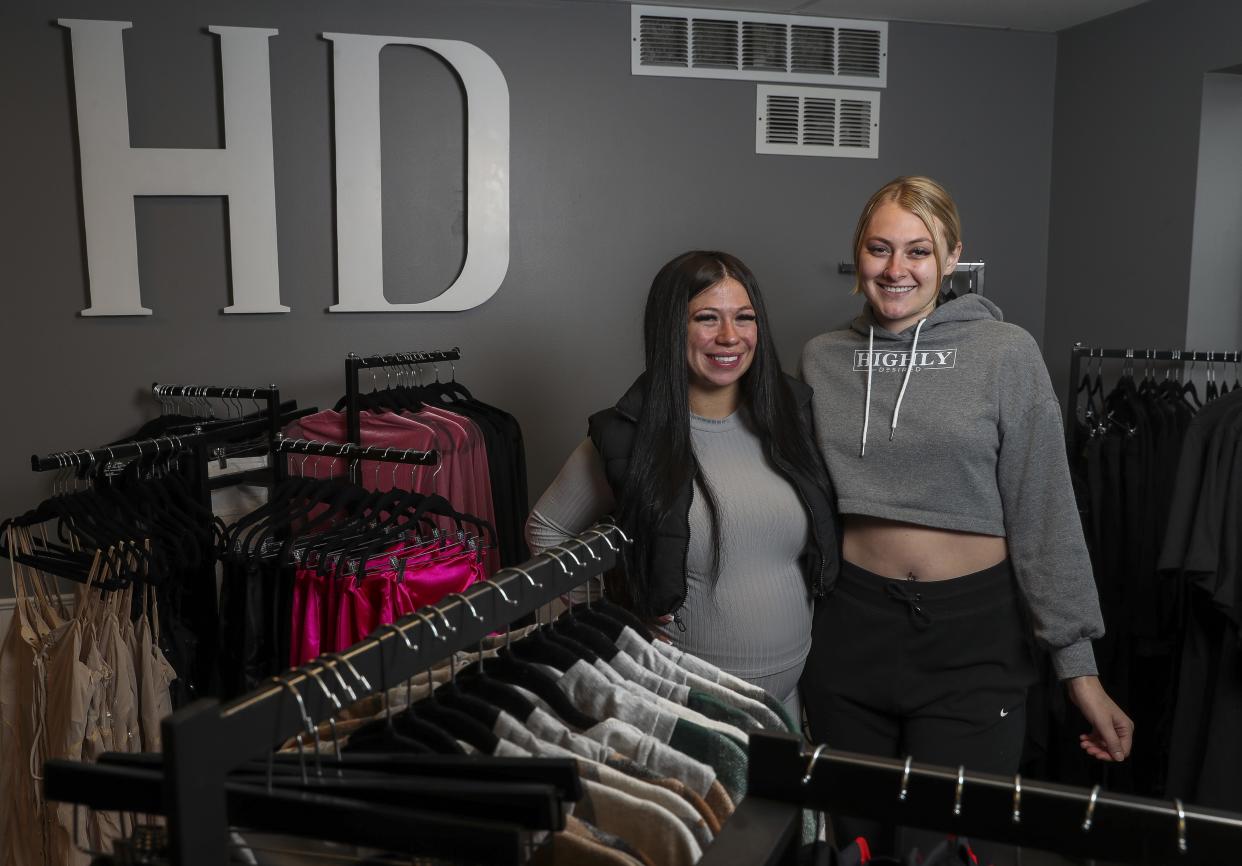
top-left (853, 349), bottom-right (958, 372)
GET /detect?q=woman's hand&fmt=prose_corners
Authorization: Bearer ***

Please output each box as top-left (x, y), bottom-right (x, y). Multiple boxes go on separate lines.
top-left (1067, 675), bottom-right (1134, 762)
top-left (647, 614), bottom-right (675, 643)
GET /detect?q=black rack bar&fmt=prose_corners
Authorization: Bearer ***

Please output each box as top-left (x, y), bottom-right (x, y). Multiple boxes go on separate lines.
top-left (343, 349), bottom-right (460, 481)
top-left (152, 384), bottom-right (280, 400)
top-left (154, 382), bottom-right (285, 446)
top-left (1065, 344), bottom-right (1242, 438)
top-left (31, 412), bottom-right (282, 473)
top-left (700, 732), bottom-right (1242, 865)
top-left (101, 524), bottom-right (620, 866)
top-left (273, 436), bottom-right (438, 466)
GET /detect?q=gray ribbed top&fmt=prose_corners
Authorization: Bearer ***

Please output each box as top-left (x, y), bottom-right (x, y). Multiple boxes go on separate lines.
top-left (524, 411), bottom-right (813, 681)
top-left (680, 411), bottom-right (811, 676)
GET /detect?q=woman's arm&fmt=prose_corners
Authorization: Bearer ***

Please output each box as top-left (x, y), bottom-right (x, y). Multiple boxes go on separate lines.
top-left (995, 335), bottom-right (1133, 761)
top-left (524, 438), bottom-right (616, 604)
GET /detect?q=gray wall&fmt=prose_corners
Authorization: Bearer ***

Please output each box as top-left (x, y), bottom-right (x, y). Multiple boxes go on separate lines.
top-left (1044, 0), bottom-right (1242, 401)
top-left (0, 0), bottom-right (1057, 596)
top-left (1186, 72), bottom-right (1242, 351)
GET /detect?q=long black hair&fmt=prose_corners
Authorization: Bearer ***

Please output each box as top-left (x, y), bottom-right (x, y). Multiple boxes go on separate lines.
top-left (615, 250), bottom-right (829, 607)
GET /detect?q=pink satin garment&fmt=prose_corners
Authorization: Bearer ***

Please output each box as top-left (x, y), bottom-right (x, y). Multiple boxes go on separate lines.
top-left (329, 541), bottom-right (459, 649)
top-left (392, 548), bottom-right (486, 616)
top-left (289, 568), bottom-right (329, 667)
top-left (333, 572), bottom-right (398, 651)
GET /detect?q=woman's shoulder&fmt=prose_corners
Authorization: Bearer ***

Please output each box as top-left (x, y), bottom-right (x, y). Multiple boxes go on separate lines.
top-left (802, 326), bottom-right (859, 352)
top-left (966, 317), bottom-right (1043, 360)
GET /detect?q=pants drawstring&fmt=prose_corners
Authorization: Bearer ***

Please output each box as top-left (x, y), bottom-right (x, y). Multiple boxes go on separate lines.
top-left (884, 582), bottom-right (932, 629)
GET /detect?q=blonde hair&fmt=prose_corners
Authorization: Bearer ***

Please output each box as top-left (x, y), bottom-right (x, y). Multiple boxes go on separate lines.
top-left (851, 176), bottom-right (962, 295)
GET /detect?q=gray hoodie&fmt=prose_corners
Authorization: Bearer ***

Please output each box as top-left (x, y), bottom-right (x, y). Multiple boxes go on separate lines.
top-left (800, 294), bottom-right (1102, 679)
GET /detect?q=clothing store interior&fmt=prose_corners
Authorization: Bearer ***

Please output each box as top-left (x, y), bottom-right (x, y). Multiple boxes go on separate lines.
top-left (3, 0), bottom-right (1241, 863)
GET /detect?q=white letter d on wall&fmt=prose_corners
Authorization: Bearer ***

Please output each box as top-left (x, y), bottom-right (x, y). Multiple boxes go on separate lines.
top-left (326, 33), bottom-right (510, 312)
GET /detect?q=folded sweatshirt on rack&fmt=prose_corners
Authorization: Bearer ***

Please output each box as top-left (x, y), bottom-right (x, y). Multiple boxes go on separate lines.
top-left (488, 737), bottom-right (702, 866)
top-left (491, 717), bottom-right (712, 851)
top-left (530, 815), bottom-right (648, 866)
top-left (619, 627), bottom-right (794, 731)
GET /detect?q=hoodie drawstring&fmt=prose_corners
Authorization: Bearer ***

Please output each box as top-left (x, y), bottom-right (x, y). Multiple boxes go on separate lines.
top-left (860, 325), bottom-right (875, 457)
top-left (891, 318), bottom-right (925, 441)
top-left (860, 317), bottom-right (926, 456)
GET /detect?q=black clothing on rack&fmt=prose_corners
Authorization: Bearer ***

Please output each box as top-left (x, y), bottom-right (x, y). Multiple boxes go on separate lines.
top-left (1050, 347), bottom-right (1224, 798)
top-left (338, 350), bottom-right (530, 568)
top-left (1157, 385), bottom-right (1242, 811)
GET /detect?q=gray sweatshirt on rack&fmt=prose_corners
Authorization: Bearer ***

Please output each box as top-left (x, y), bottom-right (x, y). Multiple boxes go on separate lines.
top-left (800, 294), bottom-right (1103, 679)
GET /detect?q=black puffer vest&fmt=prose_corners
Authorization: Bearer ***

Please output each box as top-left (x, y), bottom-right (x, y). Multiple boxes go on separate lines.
top-left (587, 373), bottom-right (840, 619)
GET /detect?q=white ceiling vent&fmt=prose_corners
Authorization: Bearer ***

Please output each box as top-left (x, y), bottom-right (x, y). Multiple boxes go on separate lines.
top-left (756, 85), bottom-right (880, 159)
top-left (632, 5), bottom-right (887, 87)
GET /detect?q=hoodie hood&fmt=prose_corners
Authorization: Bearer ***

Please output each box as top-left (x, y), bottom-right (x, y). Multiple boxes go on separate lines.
top-left (852, 293), bottom-right (1004, 456)
top-left (851, 293), bottom-right (1004, 340)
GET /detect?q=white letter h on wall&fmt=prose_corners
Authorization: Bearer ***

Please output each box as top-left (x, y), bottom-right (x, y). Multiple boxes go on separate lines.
top-left (60, 19), bottom-right (284, 315)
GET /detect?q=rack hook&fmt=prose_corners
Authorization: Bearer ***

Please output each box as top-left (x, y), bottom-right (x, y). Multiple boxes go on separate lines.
top-left (1174, 798), bottom-right (1188, 854)
top-left (1082, 784), bottom-right (1100, 832)
top-left (482, 579), bottom-right (518, 607)
top-left (445, 592), bottom-right (485, 622)
top-left (413, 609), bottom-right (446, 642)
top-left (504, 565), bottom-right (543, 590)
top-left (322, 651), bottom-right (372, 693)
top-left (540, 550), bottom-right (571, 575)
top-left (546, 544), bottom-right (584, 568)
top-left (800, 744), bottom-right (827, 786)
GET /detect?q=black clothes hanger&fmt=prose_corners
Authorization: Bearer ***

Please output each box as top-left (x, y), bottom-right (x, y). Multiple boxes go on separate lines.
top-left (555, 616), bottom-right (623, 662)
top-left (250, 752), bottom-right (582, 801)
top-left (428, 682), bottom-right (501, 728)
top-left (343, 711), bottom-right (463, 755)
top-left (545, 619), bottom-right (603, 664)
top-left (507, 628), bottom-right (584, 672)
top-left (457, 653), bottom-right (599, 730)
top-left (46, 758), bottom-right (537, 864)
top-left (230, 773), bottom-right (568, 831)
top-left (403, 694), bottom-right (500, 754)
top-left (223, 779), bottom-right (532, 863)
top-left (455, 665), bottom-right (540, 721)
top-left (567, 599), bottom-right (655, 642)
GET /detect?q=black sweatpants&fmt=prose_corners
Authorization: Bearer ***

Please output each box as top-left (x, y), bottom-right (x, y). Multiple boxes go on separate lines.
top-left (801, 559), bottom-right (1038, 853)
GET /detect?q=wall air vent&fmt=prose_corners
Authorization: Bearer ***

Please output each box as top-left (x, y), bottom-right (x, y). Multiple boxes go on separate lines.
top-left (632, 5), bottom-right (887, 87)
top-left (756, 85), bottom-right (880, 159)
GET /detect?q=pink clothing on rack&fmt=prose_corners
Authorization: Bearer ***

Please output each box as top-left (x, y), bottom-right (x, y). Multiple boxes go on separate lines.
top-left (286, 538), bottom-right (488, 665)
top-left (289, 568), bottom-right (328, 667)
top-left (283, 406), bottom-right (499, 574)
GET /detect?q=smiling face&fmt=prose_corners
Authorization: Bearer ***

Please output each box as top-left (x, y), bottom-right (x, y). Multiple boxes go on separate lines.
top-left (858, 201), bottom-right (962, 334)
top-left (685, 276), bottom-right (757, 417)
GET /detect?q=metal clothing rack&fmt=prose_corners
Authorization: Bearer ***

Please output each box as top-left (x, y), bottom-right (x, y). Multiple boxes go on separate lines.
top-left (274, 435), bottom-right (437, 465)
top-left (31, 385), bottom-right (304, 497)
top-left (1064, 344), bottom-right (1242, 439)
top-left (151, 383), bottom-right (285, 443)
top-left (343, 348), bottom-right (462, 446)
top-left (44, 523), bottom-right (625, 866)
top-left (699, 732), bottom-right (1242, 865)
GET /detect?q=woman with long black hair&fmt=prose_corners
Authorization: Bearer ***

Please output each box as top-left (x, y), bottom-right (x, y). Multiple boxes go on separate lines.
top-left (525, 250), bottom-right (838, 720)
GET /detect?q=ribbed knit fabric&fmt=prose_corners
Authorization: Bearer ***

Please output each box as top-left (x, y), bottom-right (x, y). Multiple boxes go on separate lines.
top-left (680, 411), bottom-right (813, 679)
top-left (525, 411), bottom-right (813, 689)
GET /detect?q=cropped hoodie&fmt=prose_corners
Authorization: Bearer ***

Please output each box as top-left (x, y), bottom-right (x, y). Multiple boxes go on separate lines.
top-left (587, 373), bottom-right (840, 620)
top-left (800, 295), bottom-right (1103, 679)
